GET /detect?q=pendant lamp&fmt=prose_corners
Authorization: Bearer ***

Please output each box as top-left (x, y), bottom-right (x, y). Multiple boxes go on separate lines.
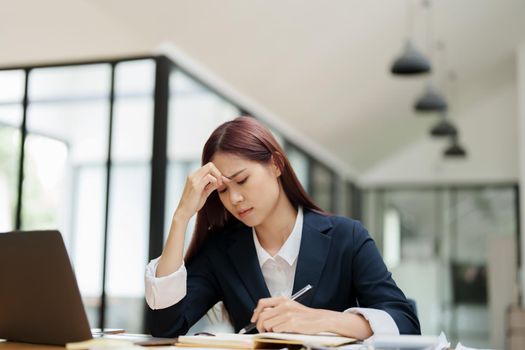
top-left (391, 39), bottom-right (432, 75)
top-left (415, 82), bottom-right (447, 112)
top-left (444, 136), bottom-right (467, 157)
top-left (430, 114), bottom-right (457, 137)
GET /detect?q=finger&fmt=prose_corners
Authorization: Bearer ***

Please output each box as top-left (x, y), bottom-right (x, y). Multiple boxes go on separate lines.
top-left (251, 298), bottom-right (275, 322)
top-left (263, 313), bottom-right (290, 333)
top-left (204, 162), bottom-right (224, 186)
top-left (251, 296), bottom-right (287, 322)
top-left (272, 320), bottom-right (292, 334)
top-left (192, 163), bottom-right (223, 187)
top-left (256, 306), bottom-right (280, 324)
top-left (257, 307), bottom-right (284, 332)
top-left (203, 178), bottom-right (220, 197)
top-left (199, 174), bottom-right (219, 193)
top-left (216, 176), bottom-right (231, 193)
top-left (256, 308), bottom-right (275, 333)
top-left (203, 183), bottom-right (219, 198)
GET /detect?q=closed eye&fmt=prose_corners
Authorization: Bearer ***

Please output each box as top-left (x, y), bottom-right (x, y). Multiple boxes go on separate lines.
top-left (217, 177), bottom-right (248, 194)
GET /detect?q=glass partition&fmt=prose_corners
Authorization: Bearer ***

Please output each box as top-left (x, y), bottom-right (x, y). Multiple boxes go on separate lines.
top-left (105, 59), bottom-right (155, 332)
top-left (363, 186), bottom-right (518, 347)
top-left (310, 161), bottom-right (335, 212)
top-left (0, 69), bottom-right (24, 231)
top-left (24, 63), bottom-right (111, 327)
top-left (286, 145), bottom-right (310, 192)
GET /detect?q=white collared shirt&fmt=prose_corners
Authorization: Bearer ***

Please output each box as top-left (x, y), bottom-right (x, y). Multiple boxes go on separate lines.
top-left (144, 207), bottom-right (399, 336)
top-left (252, 206), bottom-right (303, 298)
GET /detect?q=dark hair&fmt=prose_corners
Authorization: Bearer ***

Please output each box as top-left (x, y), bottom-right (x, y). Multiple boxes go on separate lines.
top-left (184, 116), bottom-right (324, 262)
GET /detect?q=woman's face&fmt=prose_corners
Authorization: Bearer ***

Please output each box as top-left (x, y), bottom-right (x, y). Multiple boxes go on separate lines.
top-left (212, 152), bottom-right (282, 227)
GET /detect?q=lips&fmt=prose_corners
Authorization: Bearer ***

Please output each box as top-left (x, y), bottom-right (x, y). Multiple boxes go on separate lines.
top-left (238, 208), bottom-right (253, 218)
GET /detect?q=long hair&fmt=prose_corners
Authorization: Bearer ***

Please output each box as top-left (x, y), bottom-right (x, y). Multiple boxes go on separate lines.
top-left (184, 116), bottom-right (325, 262)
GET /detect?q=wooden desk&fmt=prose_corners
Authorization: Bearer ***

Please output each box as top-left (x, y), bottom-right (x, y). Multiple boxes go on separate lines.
top-left (0, 342), bottom-right (64, 350)
top-left (0, 335), bottom-right (177, 349)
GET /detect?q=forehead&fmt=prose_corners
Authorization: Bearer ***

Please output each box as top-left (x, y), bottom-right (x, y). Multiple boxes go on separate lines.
top-left (211, 152), bottom-right (264, 175)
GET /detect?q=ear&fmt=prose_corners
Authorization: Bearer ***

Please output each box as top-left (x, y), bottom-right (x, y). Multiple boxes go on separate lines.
top-left (270, 153), bottom-right (283, 177)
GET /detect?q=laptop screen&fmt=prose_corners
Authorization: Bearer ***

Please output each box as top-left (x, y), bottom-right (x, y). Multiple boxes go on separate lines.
top-left (0, 230), bottom-right (93, 345)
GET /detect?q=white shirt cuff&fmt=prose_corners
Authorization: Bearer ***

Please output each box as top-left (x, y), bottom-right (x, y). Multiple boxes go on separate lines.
top-left (144, 257), bottom-right (187, 310)
top-left (344, 307), bottom-right (399, 336)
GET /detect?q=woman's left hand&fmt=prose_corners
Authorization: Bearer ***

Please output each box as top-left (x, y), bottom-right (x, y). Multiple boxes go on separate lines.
top-left (251, 296), bottom-right (325, 334)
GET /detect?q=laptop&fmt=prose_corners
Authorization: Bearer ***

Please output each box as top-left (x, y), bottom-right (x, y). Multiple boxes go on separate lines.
top-left (0, 230), bottom-right (174, 346)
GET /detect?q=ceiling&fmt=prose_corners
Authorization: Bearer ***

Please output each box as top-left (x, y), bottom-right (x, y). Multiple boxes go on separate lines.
top-left (1, 0), bottom-right (524, 175)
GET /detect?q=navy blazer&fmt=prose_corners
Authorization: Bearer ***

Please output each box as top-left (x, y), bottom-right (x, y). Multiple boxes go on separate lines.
top-left (150, 210), bottom-right (420, 337)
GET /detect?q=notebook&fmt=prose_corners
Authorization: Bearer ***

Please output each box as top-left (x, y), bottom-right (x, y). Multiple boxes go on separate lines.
top-left (176, 332), bottom-right (357, 349)
top-left (0, 230), bottom-right (175, 346)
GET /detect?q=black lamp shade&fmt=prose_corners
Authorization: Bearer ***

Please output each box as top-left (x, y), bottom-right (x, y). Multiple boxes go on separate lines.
top-left (391, 40), bottom-right (432, 75)
top-left (430, 119), bottom-right (457, 137)
top-left (415, 84), bottom-right (448, 112)
top-left (444, 142), bottom-right (467, 157)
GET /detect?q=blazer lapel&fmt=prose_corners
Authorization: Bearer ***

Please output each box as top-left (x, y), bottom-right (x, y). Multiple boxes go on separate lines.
top-left (292, 210), bottom-right (332, 307)
top-left (227, 225), bottom-right (271, 305)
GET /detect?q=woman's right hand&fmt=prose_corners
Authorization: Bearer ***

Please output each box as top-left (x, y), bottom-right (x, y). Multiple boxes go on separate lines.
top-left (157, 163), bottom-right (228, 278)
top-left (175, 162), bottom-right (228, 221)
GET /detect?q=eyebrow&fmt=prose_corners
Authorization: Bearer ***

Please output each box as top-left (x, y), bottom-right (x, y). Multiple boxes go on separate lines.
top-left (225, 168), bottom-right (247, 179)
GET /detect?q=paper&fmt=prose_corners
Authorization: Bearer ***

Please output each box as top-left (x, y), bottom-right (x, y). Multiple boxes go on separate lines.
top-left (456, 342), bottom-right (494, 350)
top-left (176, 332), bottom-right (357, 349)
top-left (435, 332), bottom-right (451, 350)
top-left (357, 332), bottom-right (453, 350)
top-left (366, 334), bottom-right (440, 349)
top-left (176, 333), bottom-right (253, 349)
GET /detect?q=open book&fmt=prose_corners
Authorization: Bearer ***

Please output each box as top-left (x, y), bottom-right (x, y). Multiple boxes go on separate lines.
top-left (176, 332), bottom-right (357, 349)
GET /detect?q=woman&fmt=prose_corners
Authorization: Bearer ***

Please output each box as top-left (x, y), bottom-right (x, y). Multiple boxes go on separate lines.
top-left (145, 116), bottom-right (420, 339)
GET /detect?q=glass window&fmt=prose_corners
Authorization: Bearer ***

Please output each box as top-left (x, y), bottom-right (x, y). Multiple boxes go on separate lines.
top-left (104, 59), bottom-right (155, 333)
top-left (383, 206), bottom-right (401, 269)
top-left (453, 187), bottom-right (516, 263)
top-left (29, 65), bottom-right (110, 101)
top-left (0, 69), bottom-right (25, 104)
top-left (106, 165), bottom-right (150, 332)
top-left (447, 187), bottom-right (516, 345)
top-left (21, 134), bottom-right (68, 230)
top-left (377, 190), bottom-right (443, 338)
top-left (310, 161), bottom-right (333, 212)
top-left (23, 100), bottom-right (110, 237)
top-left (0, 105), bottom-right (23, 128)
top-left (114, 59), bottom-right (155, 97)
top-left (286, 145), bottom-right (310, 192)
top-left (364, 186), bottom-right (517, 347)
top-left (0, 70), bottom-right (25, 231)
top-left (24, 64), bottom-right (111, 328)
top-left (345, 182), bottom-right (362, 220)
top-left (111, 98), bottom-right (153, 162)
top-left (0, 126), bottom-right (21, 231)
top-left (72, 165), bottom-right (107, 327)
top-left (267, 125), bottom-right (285, 147)
top-left (383, 190), bottom-right (440, 260)
top-left (167, 71), bottom-right (239, 161)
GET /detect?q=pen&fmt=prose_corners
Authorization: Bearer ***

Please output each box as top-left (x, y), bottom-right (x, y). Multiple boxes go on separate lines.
top-left (238, 284), bottom-right (313, 334)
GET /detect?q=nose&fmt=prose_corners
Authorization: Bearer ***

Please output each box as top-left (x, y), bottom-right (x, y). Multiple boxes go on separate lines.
top-left (229, 189), bottom-right (243, 205)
